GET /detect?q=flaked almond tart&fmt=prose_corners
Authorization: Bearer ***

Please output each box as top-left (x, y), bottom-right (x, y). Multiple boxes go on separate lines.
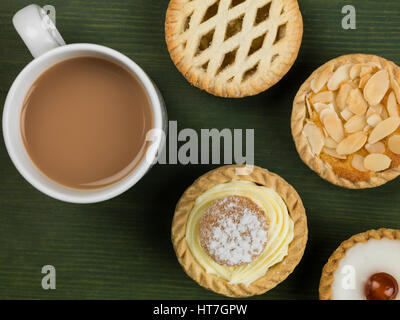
top-left (292, 54), bottom-right (400, 188)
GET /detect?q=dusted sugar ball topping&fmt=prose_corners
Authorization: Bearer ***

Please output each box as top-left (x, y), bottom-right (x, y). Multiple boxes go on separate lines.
top-left (199, 195), bottom-right (268, 267)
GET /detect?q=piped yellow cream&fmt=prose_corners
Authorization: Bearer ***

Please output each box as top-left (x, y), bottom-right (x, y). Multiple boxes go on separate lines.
top-left (186, 180), bottom-right (294, 285)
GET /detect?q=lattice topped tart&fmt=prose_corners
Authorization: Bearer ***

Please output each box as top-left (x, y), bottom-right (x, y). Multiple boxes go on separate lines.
top-left (292, 54), bottom-right (400, 188)
top-left (171, 165), bottom-right (307, 297)
top-left (165, 0), bottom-right (303, 97)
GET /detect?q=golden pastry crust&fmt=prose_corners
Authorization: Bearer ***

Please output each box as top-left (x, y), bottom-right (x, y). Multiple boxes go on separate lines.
top-left (319, 228), bottom-right (400, 300)
top-left (165, 0), bottom-right (303, 98)
top-left (171, 165), bottom-right (308, 297)
top-left (291, 54), bottom-right (400, 189)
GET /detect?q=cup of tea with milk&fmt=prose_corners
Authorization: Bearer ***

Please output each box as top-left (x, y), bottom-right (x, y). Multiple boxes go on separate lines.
top-left (3, 4), bottom-right (167, 203)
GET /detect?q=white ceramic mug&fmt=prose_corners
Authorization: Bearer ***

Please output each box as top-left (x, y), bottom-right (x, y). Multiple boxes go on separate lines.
top-left (3, 4), bottom-right (167, 203)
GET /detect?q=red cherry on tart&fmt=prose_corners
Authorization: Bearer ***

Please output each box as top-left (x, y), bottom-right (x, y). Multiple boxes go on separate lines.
top-left (365, 272), bottom-right (399, 300)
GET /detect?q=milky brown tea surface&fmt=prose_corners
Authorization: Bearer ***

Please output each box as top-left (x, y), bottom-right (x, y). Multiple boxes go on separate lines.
top-left (20, 57), bottom-right (153, 190)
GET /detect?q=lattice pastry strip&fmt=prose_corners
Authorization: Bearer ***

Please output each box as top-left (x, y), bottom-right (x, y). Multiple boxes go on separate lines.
top-left (166, 0), bottom-right (303, 97)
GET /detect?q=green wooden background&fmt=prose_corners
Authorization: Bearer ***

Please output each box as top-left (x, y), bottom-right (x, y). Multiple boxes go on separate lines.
top-left (1, 0), bottom-right (400, 300)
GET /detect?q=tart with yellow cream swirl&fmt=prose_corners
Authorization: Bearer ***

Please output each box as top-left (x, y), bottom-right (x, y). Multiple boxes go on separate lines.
top-left (171, 165), bottom-right (308, 297)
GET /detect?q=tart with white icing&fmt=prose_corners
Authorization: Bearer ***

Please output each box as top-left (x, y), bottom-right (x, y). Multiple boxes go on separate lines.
top-left (171, 165), bottom-right (308, 297)
top-left (320, 228), bottom-right (400, 300)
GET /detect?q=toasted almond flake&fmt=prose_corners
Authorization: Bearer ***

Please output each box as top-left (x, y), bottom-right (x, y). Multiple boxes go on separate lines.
top-left (364, 153), bottom-right (391, 172)
top-left (390, 73), bottom-right (400, 104)
top-left (368, 117), bottom-right (400, 144)
top-left (366, 107), bottom-right (374, 118)
top-left (347, 88), bottom-right (368, 115)
top-left (366, 104), bottom-right (384, 118)
top-left (387, 91), bottom-right (399, 118)
top-left (350, 64), bottom-right (362, 79)
top-left (360, 66), bottom-right (374, 77)
top-left (303, 122), bottom-right (324, 156)
top-left (305, 95), bottom-right (313, 117)
top-left (350, 63), bottom-right (380, 79)
top-left (340, 108), bottom-right (353, 121)
top-left (327, 64), bottom-right (351, 91)
top-left (310, 91), bottom-right (334, 104)
top-left (336, 132), bottom-right (367, 155)
top-left (319, 107), bottom-right (336, 122)
top-left (366, 113), bottom-right (383, 127)
top-left (375, 104), bottom-right (385, 114)
top-left (325, 136), bottom-right (338, 148)
top-left (313, 102), bottom-right (330, 113)
top-left (323, 113), bottom-right (344, 143)
top-left (311, 64), bottom-right (334, 93)
top-left (363, 69), bottom-right (389, 106)
top-left (323, 147), bottom-right (346, 159)
top-left (381, 108), bottom-right (389, 119)
top-left (388, 135), bottom-right (400, 154)
top-left (344, 114), bottom-right (366, 133)
top-left (364, 124), bottom-right (371, 132)
top-left (359, 73), bottom-right (372, 89)
top-left (365, 142), bottom-right (386, 154)
top-left (330, 99), bottom-right (340, 113)
top-left (352, 154), bottom-right (368, 172)
top-left (336, 83), bottom-right (353, 110)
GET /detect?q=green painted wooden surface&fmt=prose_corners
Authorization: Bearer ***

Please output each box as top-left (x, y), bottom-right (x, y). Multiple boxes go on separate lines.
top-left (1, 0), bottom-right (400, 300)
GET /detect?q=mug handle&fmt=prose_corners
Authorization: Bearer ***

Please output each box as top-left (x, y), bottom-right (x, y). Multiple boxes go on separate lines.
top-left (13, 4), bottom-right (66, 58)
